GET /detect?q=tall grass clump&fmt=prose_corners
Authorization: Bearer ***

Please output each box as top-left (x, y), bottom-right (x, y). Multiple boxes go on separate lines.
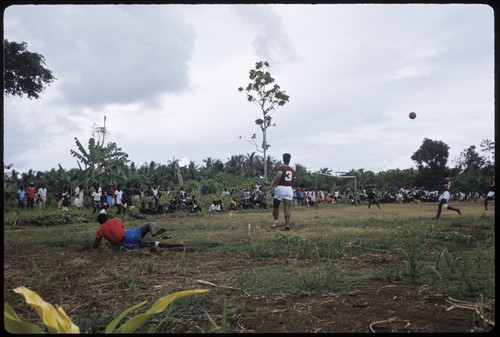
top-left (401, 226), bottom-right (422, 283)
top-left (425, 246), bottom-right (495, 298)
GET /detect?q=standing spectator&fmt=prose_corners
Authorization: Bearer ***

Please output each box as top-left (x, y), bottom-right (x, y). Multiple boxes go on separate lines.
top-left (92, 183), bottom-right (102, 214)
top-left (58, 184), bottom-right (67, 209)
top-left (74, 184), bottom-right (85, 209)
top-left (106, 185), bottom-right (115, 208)
top-left (80, 184), bottom-right (85, 199)
top-left (16, 185), bottom-right (26, 209)
top-left (26, 183), bottom-right (37, 209)
top-left (484, 177), bottom-right (495, 211)
top-left (37, 183), bottom-right (47, 209)
top-left (60, 185), bottom-right (71, 211)
top-left (269, 153), bottom-right (296, 231)
top-left (147, 183), bottom-right (158, 200)
top-left (295, 187), bottom-right (303, 205)
top-left (435, 171), bottom-right (461, 219)
top-left (115, 185), bottom-right (124, 215)
top-left (122, 185), bottom-right (131, 210)
top-left (73, 184), bottom-right (80, 205)
top-left (74, 184), bottom-right (83, 208)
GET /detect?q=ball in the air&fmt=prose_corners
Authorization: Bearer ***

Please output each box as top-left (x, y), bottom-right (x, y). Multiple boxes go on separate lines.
top-left (409, 112), bottom-right (417, 119)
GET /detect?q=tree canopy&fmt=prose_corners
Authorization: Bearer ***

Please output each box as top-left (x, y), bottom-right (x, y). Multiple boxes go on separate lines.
top-left (4, 39), bottom-right (56, 99)
top-left (411, 138), bottom-right (450, 189)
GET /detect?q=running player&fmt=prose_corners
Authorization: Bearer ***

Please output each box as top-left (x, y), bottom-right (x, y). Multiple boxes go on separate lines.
top-left (435, 171), bottom-right (461, 219)
top-left (269, 153), bottom-right (297, 231)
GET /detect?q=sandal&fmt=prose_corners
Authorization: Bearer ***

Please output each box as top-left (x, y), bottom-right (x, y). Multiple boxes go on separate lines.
top-left (271, 224), bottom-right (280, 229)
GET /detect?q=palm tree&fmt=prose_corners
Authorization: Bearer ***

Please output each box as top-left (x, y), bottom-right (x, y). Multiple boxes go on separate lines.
top-left (167, 157), bottom-right (183, 186)
top-left (225, 155), bottom-right (245, 175)
top-left (244, 152), bottom-right (262, 178)
top-left (187, 161), bottom-right (199, 180)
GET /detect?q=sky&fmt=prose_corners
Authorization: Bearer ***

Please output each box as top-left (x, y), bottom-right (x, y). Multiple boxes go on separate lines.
top-left (2, 3), bottom-right (495, 175)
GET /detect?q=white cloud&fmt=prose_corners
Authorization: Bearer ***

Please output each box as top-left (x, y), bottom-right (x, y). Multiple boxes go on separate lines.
top-left (3, 4), bottom-right (494, 175)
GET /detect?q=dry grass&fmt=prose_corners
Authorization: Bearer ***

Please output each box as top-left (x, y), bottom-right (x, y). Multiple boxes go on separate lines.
top-left (3, 201), bottom-right (495, 333)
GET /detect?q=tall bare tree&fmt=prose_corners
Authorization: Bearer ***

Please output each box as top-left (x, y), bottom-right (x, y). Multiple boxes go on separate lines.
top-left (238, 61), bottom-right (289, 183)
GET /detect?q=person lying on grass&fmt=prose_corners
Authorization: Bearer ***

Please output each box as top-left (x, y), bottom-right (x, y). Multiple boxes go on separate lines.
top-left (93, 213), bottom-right (184, 250)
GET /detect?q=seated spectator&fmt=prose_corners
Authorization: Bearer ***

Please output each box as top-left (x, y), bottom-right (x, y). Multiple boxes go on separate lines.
top-left (208, 200), bottom-right (222, 213)
top-left (186, 194), bottom-right (201, 213)
top-left (347, 193), bottom-right (356, 205)
top-left (230, 197), bottom-right (240, 211)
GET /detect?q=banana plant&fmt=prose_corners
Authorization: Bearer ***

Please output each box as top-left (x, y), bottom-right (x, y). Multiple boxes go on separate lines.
top-left (70, 136), bottom-right (130, 188)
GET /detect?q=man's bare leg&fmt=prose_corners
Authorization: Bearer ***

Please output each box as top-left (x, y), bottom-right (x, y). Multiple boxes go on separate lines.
top-left (271, 199), bottom-right (281, 228)
top-left (283, 199), bottom-right (291, 230)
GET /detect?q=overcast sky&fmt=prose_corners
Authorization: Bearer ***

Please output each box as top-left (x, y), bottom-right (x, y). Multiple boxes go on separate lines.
top-left (3, 3), bottom-right (495, 175)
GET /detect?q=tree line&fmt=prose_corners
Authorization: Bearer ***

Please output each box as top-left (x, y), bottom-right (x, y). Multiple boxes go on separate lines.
top-left (3, 129), bottom-right (495, 209)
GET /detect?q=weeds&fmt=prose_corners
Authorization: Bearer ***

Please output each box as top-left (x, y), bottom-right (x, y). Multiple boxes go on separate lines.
top-left (402, 228), bottom-right (421, 282)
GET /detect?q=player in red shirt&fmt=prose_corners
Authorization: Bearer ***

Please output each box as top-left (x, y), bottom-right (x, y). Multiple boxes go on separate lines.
top-left (93, 214), bottom-right (182, 250)
top-left (26, 183), bottom-right (37, 209)
top-left (268, 153), bottom-right (297, 231)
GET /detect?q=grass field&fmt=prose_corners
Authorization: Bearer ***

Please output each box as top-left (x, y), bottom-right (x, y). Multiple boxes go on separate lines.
top-left (3, 200), bottom-right (495, 333)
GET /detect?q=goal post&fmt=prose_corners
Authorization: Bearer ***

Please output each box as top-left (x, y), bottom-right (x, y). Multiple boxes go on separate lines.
top-left (312, 172), bottom-right (358, 208)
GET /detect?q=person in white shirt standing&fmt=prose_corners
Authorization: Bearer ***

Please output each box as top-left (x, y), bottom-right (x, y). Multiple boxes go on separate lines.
top-left (115, 185), bottom-right (124, 215)
top-left (74, 184), bottom-right (84, 208)
top-left (92, 183), bottom-right (102, 214)
top-left (37, 183), bottom-right (47, 209)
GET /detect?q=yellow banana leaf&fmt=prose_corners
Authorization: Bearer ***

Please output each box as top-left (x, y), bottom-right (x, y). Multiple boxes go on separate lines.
top-left (12, 286), bottom-right (80, 333)
top-left (7, 286), bottom-right (208, 334)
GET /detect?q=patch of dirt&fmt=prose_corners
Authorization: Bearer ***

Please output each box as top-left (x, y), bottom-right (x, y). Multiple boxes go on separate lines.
top-left (3, 246), bottom-right (494, 333)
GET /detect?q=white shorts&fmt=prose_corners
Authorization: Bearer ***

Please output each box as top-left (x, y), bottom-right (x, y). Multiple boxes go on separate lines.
top-left (274, 185), bottom-right (293, 201)
top-left (438, 191), bottom-right (450, 201)
top-left (487, 191), bottom-right (495, 198)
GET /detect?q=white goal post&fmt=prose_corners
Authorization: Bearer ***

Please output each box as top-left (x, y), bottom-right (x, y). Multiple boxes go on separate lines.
top-left (312, 172), bottom-right (358, 208)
